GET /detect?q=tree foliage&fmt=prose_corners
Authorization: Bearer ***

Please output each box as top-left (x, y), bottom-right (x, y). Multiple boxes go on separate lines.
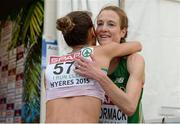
top-left (7, 0), bottom-right (44, 122)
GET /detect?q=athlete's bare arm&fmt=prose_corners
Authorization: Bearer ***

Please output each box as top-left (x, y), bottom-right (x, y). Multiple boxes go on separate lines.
top-left (74, 53), bottom-right (145, 116)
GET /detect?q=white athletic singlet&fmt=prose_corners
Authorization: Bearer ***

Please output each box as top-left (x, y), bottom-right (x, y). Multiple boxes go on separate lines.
top-left (45, 47), bottom-right (106, 102)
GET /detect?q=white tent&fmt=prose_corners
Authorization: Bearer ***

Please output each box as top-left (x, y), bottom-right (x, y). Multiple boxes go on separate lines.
top-left (125, 0), bottom-right (180, 122)
top-left (41, 0), bottom-right (180, 122)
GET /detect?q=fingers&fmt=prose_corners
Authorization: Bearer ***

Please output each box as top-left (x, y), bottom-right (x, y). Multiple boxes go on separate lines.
top-left (75, 56), bottom-right (92, 67)
top-left (74, 56), bottom-right (94, 73)
top-left (74, 58), bottom-right (87, 72)
top-left (74, 56), bottom-right (94, 79)
top-left (74, 69), bottom-right (84, 76)
top-left (75, 59), bottom-right (87, 68)
top-left (77, 56), bottom-right (87, 63)
top-left (76, 64), bottom-right (86, 71)
top-left (74, 67), bottom-right (88, 77)
top-left (90, 54), bottom-right (95, 62)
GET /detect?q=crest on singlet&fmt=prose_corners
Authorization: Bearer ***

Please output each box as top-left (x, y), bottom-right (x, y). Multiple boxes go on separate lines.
top-left (45, 47), bottom-right (94, 90)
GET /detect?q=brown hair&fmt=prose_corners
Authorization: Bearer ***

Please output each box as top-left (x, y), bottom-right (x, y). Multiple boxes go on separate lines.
top-left (56, 11), bottom-right (93, 47)
top-left (98, 6), bottom-right (128, 43)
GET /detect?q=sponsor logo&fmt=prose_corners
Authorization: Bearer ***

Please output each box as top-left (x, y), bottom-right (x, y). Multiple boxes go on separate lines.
top-left (115, 77), bottom-right (124, 84)
top-left (50, 52), bottom-right (81, 64)
top-left (82, 48), bottom-right (92, 58)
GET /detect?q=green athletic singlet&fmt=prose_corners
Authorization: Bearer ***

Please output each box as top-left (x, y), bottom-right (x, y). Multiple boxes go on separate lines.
top-left (99, 58), bottom-right (144, 123)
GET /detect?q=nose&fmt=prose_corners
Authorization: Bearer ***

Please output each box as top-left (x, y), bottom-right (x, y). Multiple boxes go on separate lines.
top-left (97, 24), bottom-right (108, 32)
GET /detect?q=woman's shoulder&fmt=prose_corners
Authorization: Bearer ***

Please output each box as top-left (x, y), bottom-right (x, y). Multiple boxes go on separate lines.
top-left (127, 53), bottom-right (145, 64)
top-left (127, 53), bottom-right (145, 82)
top-left (126, 53), bottom-right (145, 74)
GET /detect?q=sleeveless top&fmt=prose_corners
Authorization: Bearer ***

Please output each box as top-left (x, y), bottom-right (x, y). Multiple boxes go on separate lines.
top-left (45, 47), bottom-right (106, 102)
top-left (99, 58), bottom-right (144, 123)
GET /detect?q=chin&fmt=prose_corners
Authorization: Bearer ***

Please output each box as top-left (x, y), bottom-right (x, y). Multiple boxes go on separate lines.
top-left (98, 39), bottom-right (111, 45)
top-left (99, 41), bottom-right (110, 45)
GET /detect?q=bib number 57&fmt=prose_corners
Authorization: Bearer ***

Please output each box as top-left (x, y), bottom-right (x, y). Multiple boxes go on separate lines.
top-left (53, 61), bottom-right (74, 75)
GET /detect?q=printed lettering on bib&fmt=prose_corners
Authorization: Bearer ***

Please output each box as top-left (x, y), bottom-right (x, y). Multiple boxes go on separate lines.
top-left (99, 95), bottom-right (127, 123)
top-left (46, 48), bottom-right (94, 90)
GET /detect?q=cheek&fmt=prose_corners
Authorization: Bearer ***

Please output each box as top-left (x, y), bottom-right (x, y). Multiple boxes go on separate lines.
top-left (112, 33), bottom-right (121, 43)
top-left (95, 28), bottom-right (100, 35)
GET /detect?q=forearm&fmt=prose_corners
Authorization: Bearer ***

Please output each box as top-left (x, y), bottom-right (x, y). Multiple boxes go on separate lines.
top-left (97, 74), bottom-right (137, 116)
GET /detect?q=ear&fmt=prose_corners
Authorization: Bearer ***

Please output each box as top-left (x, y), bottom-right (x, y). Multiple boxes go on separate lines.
top-left (91, 27), bottom-right (96, 38)
top-left (88, 27), bottom-right (96, 45)
top-left (120, 28), bottom-right (127, 38)
top-left (87, 27), bottom-right (95, 39)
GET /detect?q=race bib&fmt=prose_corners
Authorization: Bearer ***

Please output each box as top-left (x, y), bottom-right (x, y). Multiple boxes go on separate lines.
top-left (99, 95), bottom-right (127, 123)
top-left (46, 47), bottom-right (94, 90)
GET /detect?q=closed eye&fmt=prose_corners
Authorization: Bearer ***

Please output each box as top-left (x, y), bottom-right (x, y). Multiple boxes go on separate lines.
top-left (97, 22), bottom-right (103, 26)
